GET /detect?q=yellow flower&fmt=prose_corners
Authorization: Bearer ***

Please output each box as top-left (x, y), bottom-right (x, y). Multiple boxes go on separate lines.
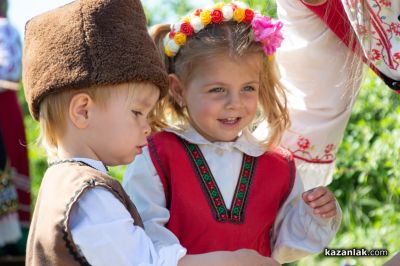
top-left (165, 46), bottom-right (173, 57)
top-left (233, 8), bottom-right (245, 22)
top-left (200, 9), bottom-right (212, 25)
top-left (182, 16), bottom-right (190, 23)
top-left (174, 32), bottom-right (187, 46)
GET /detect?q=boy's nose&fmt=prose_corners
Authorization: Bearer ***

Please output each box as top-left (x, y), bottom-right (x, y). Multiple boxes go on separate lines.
top-left (143, 122), bottom-right (151, 136)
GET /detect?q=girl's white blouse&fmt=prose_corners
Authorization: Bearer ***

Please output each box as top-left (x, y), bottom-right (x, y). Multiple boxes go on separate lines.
top-left (123, 127), bottom-right (342, 264)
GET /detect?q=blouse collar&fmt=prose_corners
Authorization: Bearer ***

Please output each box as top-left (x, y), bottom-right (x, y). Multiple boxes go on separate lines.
top-left (164, 125), bottom-right (265, 157)
top-left (73, 157), bottom-right (108, 174)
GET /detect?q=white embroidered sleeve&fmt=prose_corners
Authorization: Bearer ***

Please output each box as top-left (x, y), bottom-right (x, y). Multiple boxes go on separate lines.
top-left (69, 187), bottom-right (186, 266)
top-left (122, 147), bottom-right (183, 251)
top-left (270, 174), bottom-right (342, 263)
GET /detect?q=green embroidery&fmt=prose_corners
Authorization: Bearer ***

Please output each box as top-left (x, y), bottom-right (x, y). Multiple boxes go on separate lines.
top-left (180, 138), bottom-right (257, 224)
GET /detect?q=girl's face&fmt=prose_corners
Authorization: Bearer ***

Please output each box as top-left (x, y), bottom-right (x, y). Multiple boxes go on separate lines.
top-left (178, 54), bottom-right (261, 142)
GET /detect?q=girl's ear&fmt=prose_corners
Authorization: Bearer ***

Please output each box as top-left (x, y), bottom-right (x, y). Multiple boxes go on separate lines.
top-left (169, 74), bottom-right (185, 107)
top-left (69, 93), bottom-right (93, 129)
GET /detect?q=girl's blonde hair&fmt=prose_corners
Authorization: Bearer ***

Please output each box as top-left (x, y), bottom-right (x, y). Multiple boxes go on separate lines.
top-left (39, 82), bottom-right (158, 158)
top-left (151, 22), bottom-right (290, 150)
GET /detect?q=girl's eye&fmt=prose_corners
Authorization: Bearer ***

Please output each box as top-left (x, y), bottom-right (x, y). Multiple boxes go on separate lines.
top-left (209, 87), bottom-right (225, 93)
top-left (131, 110), bottom-right (143, 116)
top-left (242, 86), bottom-right (256, 92)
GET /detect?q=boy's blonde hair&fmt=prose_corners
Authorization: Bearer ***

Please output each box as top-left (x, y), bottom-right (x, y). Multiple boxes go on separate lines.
top-left (151, 22), bottom-right (290, 150)
top-left (39, 82), bottom-right (154, 157)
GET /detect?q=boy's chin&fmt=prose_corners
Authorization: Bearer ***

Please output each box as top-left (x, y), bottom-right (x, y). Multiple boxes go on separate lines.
top-left (106, 156), bottom-right (136, 167)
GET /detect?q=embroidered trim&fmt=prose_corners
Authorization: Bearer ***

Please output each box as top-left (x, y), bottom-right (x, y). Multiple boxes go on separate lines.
top-left (56, 161), bottom-right (143, 265)
top-left (48, 159), bottom-right (109, 172)
top-left (289, 136), bottom-right (336, 164)
top-left (61, 180), bottom-right (93, 266)
top-left (179, 138), bottom-right (257, 224)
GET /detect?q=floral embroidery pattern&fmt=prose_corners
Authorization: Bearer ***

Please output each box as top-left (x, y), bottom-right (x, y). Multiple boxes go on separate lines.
top-left (289, 136), bottom-right (336, 164)
top-left (180, 139), bottom-right (257, 223)
top-left (345, 0), bottom-right (400, 71)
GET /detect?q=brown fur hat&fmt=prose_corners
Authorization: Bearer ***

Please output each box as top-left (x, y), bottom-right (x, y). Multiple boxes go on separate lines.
top-left (23, 0), bottom-right (168, 120)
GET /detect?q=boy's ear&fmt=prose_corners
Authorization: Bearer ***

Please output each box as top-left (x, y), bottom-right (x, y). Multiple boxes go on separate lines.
top-left (169, 74), bottom-right (185, 107)
top-left (69, 93), bottom-right (93, 129)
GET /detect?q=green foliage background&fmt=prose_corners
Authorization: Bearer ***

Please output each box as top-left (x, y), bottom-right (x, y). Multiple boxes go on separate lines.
top-left (18, 0), bottom-right (399, 265)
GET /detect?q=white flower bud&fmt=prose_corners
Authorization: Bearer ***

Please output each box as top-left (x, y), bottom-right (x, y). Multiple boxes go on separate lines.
top-left (190, 16), bottom-right (205, 33)
top-left (167, 39), bottom-right (180, 53)
top-left (222, 5), bottom-right (233, 21)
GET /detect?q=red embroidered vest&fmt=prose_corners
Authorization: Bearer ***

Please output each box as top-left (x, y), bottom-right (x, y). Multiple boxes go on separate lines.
top-left (147, 131), bottom-right (295, 256)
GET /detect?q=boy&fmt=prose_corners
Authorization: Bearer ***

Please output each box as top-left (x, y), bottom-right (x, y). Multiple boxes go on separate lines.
top-left (22, 0), bottom-right (280, 265)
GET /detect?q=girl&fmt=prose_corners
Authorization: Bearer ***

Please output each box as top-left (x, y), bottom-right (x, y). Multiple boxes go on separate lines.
top-left (123, 2), bottom-right (341, 264)
top-left (256, 0), bottom-right (399, 190)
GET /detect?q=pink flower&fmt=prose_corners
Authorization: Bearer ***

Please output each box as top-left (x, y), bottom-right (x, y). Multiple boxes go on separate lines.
top-left (251, 14), bottom-right (283, 55)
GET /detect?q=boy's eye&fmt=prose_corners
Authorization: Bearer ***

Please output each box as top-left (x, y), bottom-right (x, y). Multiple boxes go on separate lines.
top-left (242, 85), bottom-right (256, 92)
top-left (209, 87), bottom-right (225, 93)
top-left (131, 110), bottom-right (143, 116)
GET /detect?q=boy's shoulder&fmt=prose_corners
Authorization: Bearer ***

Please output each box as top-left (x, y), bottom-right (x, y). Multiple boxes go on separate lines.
top-left (42, 161), bottom-right (117, 193)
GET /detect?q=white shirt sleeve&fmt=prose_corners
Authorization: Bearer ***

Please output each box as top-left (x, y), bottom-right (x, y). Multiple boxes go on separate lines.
top-left (122, 147), bottom-right (182, 251)
top-left (69, 186), bottom-right (186, 266)
top-left (270, 174), bottom-right (342, 263)
top-left (272, 0), bottom-right (363, 189)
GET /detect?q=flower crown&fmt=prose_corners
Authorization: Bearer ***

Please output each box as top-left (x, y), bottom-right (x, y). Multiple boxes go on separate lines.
top-left (164, 2), bottom-right (284, 58)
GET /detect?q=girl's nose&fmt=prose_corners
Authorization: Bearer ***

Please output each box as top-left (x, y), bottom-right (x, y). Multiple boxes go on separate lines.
top-left (226, 92), bottom-right (243, 109)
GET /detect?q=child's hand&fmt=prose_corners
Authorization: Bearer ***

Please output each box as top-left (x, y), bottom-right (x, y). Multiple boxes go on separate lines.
top-left (233, 249), bottom-right (280, 266)
top-left (302, 186), bottom-right (337, 219)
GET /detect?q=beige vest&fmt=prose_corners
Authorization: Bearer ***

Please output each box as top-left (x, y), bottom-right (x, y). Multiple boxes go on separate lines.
top-left (26, 161), bottom-right (143, 266)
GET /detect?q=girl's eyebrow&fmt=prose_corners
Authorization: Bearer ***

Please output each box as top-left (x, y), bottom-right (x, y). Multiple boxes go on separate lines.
top-left (202, 80), bottom-right (259, 87)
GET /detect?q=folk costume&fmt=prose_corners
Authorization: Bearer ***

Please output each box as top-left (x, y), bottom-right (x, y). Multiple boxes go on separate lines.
top-left (27, 159), bottom-right (185, 266)
top-left (22, 0), bottom-right (185, 265)
top-left (257, 0), bottom-right (400, 190)
top-left (123, 126), bottom-right (342, 264)
top-left (307, 0), bottom-right (400, 91)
